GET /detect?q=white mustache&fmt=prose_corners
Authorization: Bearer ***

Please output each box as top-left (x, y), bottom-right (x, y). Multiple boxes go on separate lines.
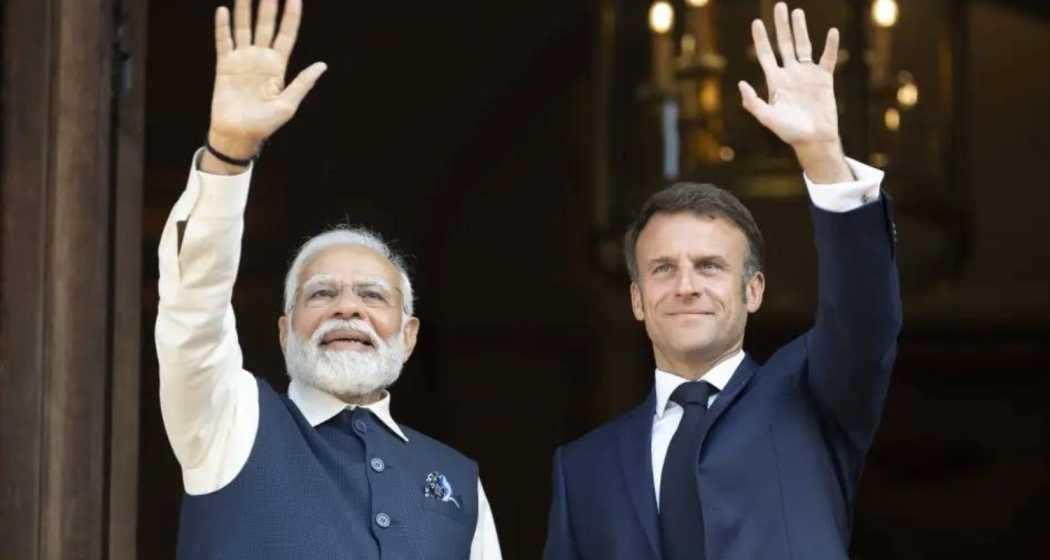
top-left (285, 314), bottom-right (406, 400)
top-left (311, 318), bottom-right (383, 350)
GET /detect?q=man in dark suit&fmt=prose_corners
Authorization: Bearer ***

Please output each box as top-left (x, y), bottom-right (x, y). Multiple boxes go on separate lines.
top-left (544, 3), bottom-right (901, 559)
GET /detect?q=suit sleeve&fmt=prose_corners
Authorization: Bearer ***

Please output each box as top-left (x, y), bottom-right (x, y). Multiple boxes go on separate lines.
top-left (543, 447), bottom-right (581, 560)
top-left (805, 166), bottom-right (903, 455)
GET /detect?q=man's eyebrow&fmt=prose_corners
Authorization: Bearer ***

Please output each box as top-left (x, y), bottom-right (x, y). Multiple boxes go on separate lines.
top-left (645, 254), bottom-right (728, 266)
top-left (646, 256), bottom-right (675, 267)
top-left (301, 273), bottom-right (338, 288)
top-left (356, 278), bottom-right (400, 294)
top-left (301, 274), bottom-right (403, 295)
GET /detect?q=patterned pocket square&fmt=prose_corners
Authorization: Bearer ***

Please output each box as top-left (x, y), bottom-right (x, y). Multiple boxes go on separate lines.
top-left (424, 471), bottom-right (461, 509)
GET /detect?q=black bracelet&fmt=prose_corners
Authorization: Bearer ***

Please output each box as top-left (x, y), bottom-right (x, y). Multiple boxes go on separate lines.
top-left (205, 139), bottom-right (259, 167)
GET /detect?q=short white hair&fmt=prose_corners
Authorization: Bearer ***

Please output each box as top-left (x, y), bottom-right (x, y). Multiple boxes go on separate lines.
top-left (283, 226), bottom-right (415, 317)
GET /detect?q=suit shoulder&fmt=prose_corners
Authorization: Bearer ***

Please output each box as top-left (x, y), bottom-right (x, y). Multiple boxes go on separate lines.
top-left (559, 405), bottom-right (642, 460)
top-left (756, 334), bottom-right (809, 377)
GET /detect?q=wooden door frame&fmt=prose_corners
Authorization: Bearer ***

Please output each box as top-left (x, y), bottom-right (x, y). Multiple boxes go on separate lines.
top-left (0, 0), bottom-right (146, 558)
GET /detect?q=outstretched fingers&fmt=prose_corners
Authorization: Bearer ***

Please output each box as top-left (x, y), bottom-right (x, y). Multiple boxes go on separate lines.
top-left (233, 0), bottom-right (252, 49)
top-left (215, 7), bottom-right (234, 57)
top-left (272, 0), bottom-right (303, 59)
top-left (791, 8), bottom-right (812, 62)
top-left (772, 2), bottom-right (796, 65)
top-left (751, 19), bottom-right (779, 79)
top-left (819, 28), bottom-right (840, 73)
top-left (739, 81), bottom-right (774, 126)
top-left (254, 0), bottom-right (278, 47)
top-left (277, 62), bottom-right (328, 115)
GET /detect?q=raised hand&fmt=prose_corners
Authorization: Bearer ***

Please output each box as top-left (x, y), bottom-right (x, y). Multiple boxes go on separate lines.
top-left (738, 3), bottom-right (851, 182)
top-left (206, 0), bottom-right (327, 167)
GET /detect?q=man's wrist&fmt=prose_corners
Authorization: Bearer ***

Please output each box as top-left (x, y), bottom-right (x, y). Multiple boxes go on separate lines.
top-left (205, 139), bottom-right (257, 167)
top-left (206, 129), bottom-right (263, 161)
top-left (199, 129), bottom-right (263, 175)
top-left (793, 139), bottom-right (853, 184)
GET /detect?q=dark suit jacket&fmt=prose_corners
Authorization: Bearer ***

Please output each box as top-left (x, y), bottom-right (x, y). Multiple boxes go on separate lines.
top-left (544, 198), bottom-right (902, 560)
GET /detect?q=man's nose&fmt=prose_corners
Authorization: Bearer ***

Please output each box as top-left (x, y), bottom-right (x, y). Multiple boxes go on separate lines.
top-left (675, 268), bottom-right (700, 298)
top-left (331, 287), bottom-right (365, 319)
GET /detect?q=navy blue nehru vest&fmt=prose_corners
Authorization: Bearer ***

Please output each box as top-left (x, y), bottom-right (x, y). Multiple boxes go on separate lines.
top-left (176, 379), bottom-right (479, 560)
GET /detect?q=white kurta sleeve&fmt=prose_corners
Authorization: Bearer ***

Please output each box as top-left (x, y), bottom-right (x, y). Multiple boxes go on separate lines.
top-left (155, 148), bottom-right (261, 495)
top-left (470, 478), bottom-right (504, 560)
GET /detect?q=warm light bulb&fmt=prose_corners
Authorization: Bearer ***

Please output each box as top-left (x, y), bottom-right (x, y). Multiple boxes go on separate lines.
top-left (884, 107), bottom-right (901, 131)
top-left (687, 0), bottom-right (710, 7)
top-left (699, 80), bottom-right (720, 113)
top-left (897, 82), bottom-right (918, 108)
top-left (681, 34), bottom-right (696, 55)
top-left (872, 0), bottom-right (898, 28)
top-left (649, 1), bottom-right (674, 34)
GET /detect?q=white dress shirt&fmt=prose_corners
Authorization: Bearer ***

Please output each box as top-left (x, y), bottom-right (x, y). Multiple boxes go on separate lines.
top-left (649, 157), bottom-right (886, 508)
top-left (155, 149), bottom-right (501, 560)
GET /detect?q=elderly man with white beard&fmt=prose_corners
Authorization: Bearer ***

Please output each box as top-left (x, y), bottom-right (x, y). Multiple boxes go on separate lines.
top-left (154, 1), bottom-right (502, 558)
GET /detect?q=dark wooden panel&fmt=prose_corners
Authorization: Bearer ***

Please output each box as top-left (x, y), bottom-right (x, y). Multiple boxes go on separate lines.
top-left (39, 1), bottom-right (115, 558)
top-left (109, 0), bottom-right (148, 557)
top-left (0, 0), bottom-right (53, 556)
top-left (2, 0), bottom-right (122, 558)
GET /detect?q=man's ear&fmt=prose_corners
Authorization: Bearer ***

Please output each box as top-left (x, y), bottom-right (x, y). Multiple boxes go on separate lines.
top-left (278, 315), bottom-right (289, 355)
top-left (745, 271), bottom-right (765, 313)
top-left (630, 281), bottom-right (645, 321)
top-left (401, 316), bottom-right (420, 361)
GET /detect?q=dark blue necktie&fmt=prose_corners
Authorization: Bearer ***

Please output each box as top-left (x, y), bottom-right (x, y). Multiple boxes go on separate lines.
top-left (659, 380), bottom-right (718, 560)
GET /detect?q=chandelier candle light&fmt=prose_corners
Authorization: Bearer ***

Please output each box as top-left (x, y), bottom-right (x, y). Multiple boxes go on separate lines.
top-left (649, 1), bottom-right (675, 93)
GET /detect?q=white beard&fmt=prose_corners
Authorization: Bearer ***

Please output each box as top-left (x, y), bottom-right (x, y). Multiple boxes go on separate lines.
top-left (284, 317), bottom-right (407, 399)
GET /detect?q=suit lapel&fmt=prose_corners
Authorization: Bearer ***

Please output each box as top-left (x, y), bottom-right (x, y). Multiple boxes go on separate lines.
top-left (617, 390), bottom-right (662, 560)
top-left (697, 355), bottom-right (759, 450)
top-left (692, 355), bottom-right (760, 507)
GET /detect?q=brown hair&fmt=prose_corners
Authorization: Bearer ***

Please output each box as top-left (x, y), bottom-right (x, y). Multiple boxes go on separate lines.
top-left (624, 182), bottom-right (765, 283)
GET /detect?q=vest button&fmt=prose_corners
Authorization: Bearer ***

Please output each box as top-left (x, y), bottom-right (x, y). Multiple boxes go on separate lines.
top-left (353, 419), bottom-right (368, 433)
top-left (375, 512), bottom-right (391, 528)
top-left (370, 457), bottom-right (386, 472)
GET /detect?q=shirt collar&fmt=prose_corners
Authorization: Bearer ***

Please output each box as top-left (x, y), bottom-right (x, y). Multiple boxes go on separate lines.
top-left (288, 379), bottom-right (409, 442)
top-left (654, 350), bottom-right (746, 419)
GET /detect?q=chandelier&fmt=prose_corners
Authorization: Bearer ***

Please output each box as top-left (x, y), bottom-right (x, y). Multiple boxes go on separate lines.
top-left (592, 0), bottom-right (967, 291)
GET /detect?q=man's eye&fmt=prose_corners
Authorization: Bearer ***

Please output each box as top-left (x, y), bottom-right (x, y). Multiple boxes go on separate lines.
top-left (653, 264), bottom-right (672, 274)
top-left (308, 288), bottom-right (337, 299)
top-left (362, 290), bottom-right (386, 302)
top-left (701, 262), bottom-right (722, 272)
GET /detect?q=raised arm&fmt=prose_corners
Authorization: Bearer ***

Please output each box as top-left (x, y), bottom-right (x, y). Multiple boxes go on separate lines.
top-left (739, 3), bottom-right (901, 452)
top-left (155, 0), bottom-right (325, 493)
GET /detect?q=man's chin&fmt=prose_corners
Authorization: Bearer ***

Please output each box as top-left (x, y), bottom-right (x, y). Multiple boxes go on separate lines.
top-left (668, 338), bottom-right (722, 360)
top-left (296, 368), bottom-right (396, 399)
top-left (667, 330), bottom-right (716, 349)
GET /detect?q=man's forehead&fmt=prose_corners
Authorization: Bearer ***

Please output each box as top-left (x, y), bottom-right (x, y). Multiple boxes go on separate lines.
top-left (638, 212), bottom-right (746, 251)
top-left (299, 244), bottom-right (401, 286)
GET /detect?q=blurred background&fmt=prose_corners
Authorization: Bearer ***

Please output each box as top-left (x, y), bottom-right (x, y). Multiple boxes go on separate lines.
top-left (2, 0), bottom-right (1048, 558)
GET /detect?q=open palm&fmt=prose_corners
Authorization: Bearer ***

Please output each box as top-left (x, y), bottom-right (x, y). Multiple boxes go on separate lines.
top-left (209, 0), bottom-right (326, 154)
top-left (738, 3), bottom-right (841, 148)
